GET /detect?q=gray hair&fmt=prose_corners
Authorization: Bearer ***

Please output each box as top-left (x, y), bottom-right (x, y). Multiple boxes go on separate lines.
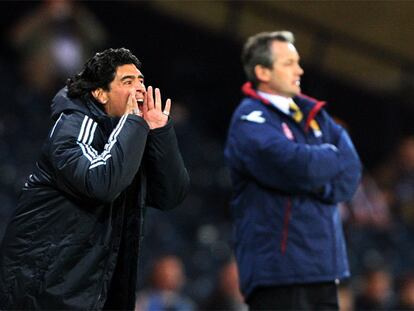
top-left (241, 31), bottom-right (295, 86)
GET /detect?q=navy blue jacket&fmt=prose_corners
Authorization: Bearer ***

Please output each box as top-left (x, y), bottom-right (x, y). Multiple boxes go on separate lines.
top-left (224, 83), bottom-right (361, 299)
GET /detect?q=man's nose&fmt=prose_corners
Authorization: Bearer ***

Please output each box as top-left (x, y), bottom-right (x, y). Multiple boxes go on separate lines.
top-left (297, 65), bottom-right (304, 75)
top-left (135, 81), bottom-right (146, 92)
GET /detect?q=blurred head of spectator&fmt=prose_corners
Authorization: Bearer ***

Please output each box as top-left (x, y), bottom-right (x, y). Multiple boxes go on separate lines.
top-left (10, 0), bottom-right (106, 94)
top-left (151, 255), bottom-right (185, 292)
top-left (355, 267), bottom-right (394, 310)
top-left (135, 255), bottom-right (195, 311)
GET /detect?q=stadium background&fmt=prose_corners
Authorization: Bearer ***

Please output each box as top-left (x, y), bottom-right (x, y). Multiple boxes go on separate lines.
top-left (1, 1), bottom-right (414, 309)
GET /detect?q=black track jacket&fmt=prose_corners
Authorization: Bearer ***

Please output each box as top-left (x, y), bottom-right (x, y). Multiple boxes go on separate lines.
top-left (0, 88), bottom-right (190, 310)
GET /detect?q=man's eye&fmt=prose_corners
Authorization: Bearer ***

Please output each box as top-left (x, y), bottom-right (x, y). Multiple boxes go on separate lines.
top-left (124, 81), bottom-right (132, 85)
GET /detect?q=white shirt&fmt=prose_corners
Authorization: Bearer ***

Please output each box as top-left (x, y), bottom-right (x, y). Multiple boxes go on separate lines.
top-left (257, 91), bottom-right (292, 115)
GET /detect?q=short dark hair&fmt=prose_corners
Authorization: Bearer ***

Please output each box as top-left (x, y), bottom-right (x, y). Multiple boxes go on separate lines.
top-left (66, 47), bottom-right (141, 98)
top-left (241, 31), bottom-right (294, 87)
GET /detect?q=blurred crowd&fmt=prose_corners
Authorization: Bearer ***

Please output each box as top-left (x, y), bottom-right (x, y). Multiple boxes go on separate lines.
top-left (1, 1), bottom-right (414, 310)
top-left (338, 134), bottom-right (414, 310)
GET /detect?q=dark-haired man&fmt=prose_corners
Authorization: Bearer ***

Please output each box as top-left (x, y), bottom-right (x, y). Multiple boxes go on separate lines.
top-left (0, 48), bottom-right (189, 310)
top-left (224, 31), bottom-right (361, 310)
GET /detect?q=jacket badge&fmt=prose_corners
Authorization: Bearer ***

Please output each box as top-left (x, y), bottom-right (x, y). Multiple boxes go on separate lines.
top-left (282, 122), bottom-right (294, 140)
top-left (241, 111), bottom-right (266, 124)
top-left (310, 120), bottom-right (322, 137)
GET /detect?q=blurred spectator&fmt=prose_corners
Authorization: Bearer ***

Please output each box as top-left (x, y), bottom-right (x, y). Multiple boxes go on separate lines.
top-left (377, 135), bottom-right (414, 228)
top-left (354, 267), bottom-right (394, 310)
top-left (341, 171), bottom-right (396, 276)
top-left (9, 0), bottom-right (107, 94)
top-left (391, 136), bottom-right (414, 227)
top-left (135, 255), bottom-right (195, 311)
top-left (341, 172), bottom-right (391, 229)
top-left (202, 259), bottom-right (247, 311)
top-left (372, 136), bottom-right (414, 274)
top-left (393, 273), bottom-right (414, 310)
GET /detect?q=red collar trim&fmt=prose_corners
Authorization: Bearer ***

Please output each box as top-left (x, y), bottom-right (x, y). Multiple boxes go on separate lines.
top-left (241, 82), bottom-right (271, 105)
top-left (304, 99), bottom-right (325, 132)
top-left (305, 102), bottom-right (326, 132)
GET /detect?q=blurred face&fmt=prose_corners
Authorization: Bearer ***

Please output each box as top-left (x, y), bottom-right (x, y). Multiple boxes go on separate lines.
top-left (257, 40), bottom-right (304, 97)
top-left (102, 64), bottom-right (145, 117)
top-left (366, 270), bottom-right (392, 302)
top-left (152, 257), bottom-right (184, 291)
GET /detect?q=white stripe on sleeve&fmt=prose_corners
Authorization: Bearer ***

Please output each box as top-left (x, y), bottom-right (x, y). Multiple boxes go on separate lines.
top-left (75, 114), bottom-right (130, 170)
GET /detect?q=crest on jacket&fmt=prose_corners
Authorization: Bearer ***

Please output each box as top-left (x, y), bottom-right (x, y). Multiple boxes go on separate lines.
top-left (241, 111), bottom-right (266, 124)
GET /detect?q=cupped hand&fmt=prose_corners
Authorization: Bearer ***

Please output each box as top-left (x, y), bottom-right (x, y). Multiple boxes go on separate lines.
top-left (124, 90), bottom-right (142, 116)
top-left (142, 86), bottom-right (171, 129)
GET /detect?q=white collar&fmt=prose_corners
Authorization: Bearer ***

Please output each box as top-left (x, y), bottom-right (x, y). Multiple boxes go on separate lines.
top-left (257, 91), bottom-right (292, 115)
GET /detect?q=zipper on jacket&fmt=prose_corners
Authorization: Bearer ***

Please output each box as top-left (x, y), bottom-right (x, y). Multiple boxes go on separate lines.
top-left (281, 198), bottom-right (292, 255)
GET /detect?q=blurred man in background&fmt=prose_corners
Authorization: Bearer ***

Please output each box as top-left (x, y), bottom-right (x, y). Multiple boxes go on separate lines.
top-left (10, 0), bottom-right (107, 95)
top-left (354, 267), bottom-right (394, 310)
top-left (0, 48), bottom-right (189, 310)
top-left (135, 255), bottom-right (195, 311)
top-left (224, 31), bottom-right (361, 310)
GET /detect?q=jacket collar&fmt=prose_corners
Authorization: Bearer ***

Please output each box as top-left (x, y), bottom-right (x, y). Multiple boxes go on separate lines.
top-left (51, 87), bottom-right (108, 122)
top-left (241, 82), bottom-right (326, 131)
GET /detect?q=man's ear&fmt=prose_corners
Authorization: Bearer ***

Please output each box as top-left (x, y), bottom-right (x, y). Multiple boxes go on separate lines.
top-left (91, 88), bottom-right (109, 105)
top-left (254, 65), bottom-right (271, 83)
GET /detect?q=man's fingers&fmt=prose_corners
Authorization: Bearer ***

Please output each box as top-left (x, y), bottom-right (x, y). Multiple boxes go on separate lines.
top-left (155, 88), bottom-right (162, 110)
top-left (163, 99), bottom-right (171, 117)
top-left (147, 86), bottom-right (154, 110)
top-left (142, 91), bottom-right (149, 113)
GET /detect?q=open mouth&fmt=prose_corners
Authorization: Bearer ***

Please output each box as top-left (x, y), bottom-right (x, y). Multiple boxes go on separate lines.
top-left (137, 98), bottom-right (144, 104)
